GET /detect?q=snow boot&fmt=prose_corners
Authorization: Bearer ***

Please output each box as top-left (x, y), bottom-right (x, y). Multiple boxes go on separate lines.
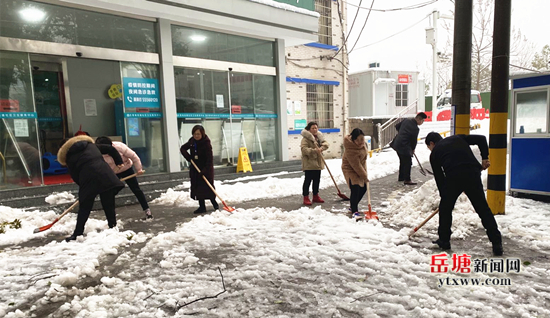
top-left (404, 181), bottom-right (417, 186)
top-left (212, 202), bottom-right (220, 211)
top-left (492, 242), bottom-right (503, 256)
top-left (303, 196), bottom-right (312, 206)
top-left (65, 234), bottom-right (79, 242)
top-left (193, 206), bottom-right (207, 214)
top-left (432, 239), bottom-right (451, 250)
top-left (312, 194), bottom-right (325, 203)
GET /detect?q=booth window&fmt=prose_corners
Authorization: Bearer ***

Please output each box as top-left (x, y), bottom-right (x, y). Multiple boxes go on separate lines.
top-left (396, 84), bottom-right (408, 107)
top-left (515, 90), bottom-right (548, 135)
top-left (307, 84), bottom-right (334, 128)
top-left (315, 0), bottom-right (332, 45)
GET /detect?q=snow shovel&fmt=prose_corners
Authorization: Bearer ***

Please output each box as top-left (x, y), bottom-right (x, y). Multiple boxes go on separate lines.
top-left (408, 208), bottom-right (439, 237)
top-left (319, 155), bottom-right (349, 200)
top-left (414, 153), bottom-right (433, 176)
top-left (190, 160), bottom-right (235, 212)
top-left (365, 181), bottom-right (379, 220)
top-left (34, 171), bottom-right (143, 233)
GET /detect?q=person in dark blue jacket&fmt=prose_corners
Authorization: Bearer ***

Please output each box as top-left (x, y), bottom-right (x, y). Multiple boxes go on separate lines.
top-left (390, 112), bottom-right (427, 185)
top-left (425, 132), bottom-right (503, 256)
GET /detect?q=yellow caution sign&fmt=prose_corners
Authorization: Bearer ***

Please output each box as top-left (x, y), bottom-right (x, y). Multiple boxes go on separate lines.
top-left (236, 147), bottom-right (253, 173)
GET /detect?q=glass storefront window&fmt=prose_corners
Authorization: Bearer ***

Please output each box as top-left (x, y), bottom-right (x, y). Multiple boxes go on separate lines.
top-left (172, 25), bottom-right (275, 67)
top-left (0, 0), bottom-right (157, 53)
top-left (121, 63), bottom-right (166, 173)
top-left (0, 51), bottom-right (42, 188)
top-left (515, 90), bottom-right (548, 135)
top-left (174, 67), bottom-right (277, 169)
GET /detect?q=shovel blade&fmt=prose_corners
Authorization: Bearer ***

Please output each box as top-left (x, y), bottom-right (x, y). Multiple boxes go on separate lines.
top-left (337, 192), bottom-right (350, 201)
top-left (222, 202), bottom-right (236, 212)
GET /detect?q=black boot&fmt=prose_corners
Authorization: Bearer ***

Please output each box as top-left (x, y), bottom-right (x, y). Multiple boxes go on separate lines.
top-left (492, 242), bottom-right (503, 256)
top-left (211, 199), bottom-right (220, 211)
top-left (194, 200), bottom-right (207, 214)
top-left (65, 234), bottom-right (79, 242)
top-left (432, 239), bottom-right (451, 250)
top-left (193, 206), bottom-right (207, 214)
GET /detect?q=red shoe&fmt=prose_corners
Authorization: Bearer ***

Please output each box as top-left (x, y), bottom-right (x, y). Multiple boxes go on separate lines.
top-left (312, 194), bottom-right (325, 203)
top-left (303, 196), bottom-right (312, 206)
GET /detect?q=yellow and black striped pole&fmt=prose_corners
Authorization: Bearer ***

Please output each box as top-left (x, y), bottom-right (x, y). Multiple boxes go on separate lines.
top-left (487, 0), bottom-right (511, 215)
top-left (451, 0), bottom-right (472, 135)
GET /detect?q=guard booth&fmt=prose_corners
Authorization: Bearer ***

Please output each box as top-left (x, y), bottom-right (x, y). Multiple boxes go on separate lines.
top-left (510, 73), bottom-right (550, 197)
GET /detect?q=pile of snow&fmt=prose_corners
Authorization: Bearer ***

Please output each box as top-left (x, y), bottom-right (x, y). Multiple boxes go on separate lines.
top-left (0, 226), bottom-right (147, 317)
top-left (383, 172), bottom-right (550, 251)
top-left (154, 146), bottom-right (433, 208)
top-left (45, 192), bottom-right (76, 205)
top-left (0, 206), bottom-right (122, 246)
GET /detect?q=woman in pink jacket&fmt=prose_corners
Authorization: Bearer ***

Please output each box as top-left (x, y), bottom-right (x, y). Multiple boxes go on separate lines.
top-left (95, 136), bottom-right (152, 220)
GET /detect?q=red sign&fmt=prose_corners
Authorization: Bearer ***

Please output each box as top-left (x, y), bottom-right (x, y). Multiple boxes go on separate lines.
top-left (0, 99), bottom-right (20, 112)
top-left (231, 105), bottom-right (242, 114)
top-left (398, 75), bottom-right (410, 84)
top-left (136, 108), bottom-right (150, 113)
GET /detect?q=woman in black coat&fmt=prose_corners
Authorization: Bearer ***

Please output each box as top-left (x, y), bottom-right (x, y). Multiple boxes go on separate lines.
top-left (180, 125), bottom-right (219, 213)
top-left (57, 135), bottom-right (125, 241)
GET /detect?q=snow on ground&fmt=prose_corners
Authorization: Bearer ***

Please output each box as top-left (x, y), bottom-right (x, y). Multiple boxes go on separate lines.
top-left (2, 119), bottom-right (550, 317)
top-left (152, 144), bottom-right (433, 208)
top-left (45, 192), bottom-right (76, 205)
top-left (9, 207), bottom-right (549, 317)
top-left (0, 206), bottom-right (121, 246)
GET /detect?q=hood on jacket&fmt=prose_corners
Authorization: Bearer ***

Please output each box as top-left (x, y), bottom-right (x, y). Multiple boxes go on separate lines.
top-left (301, 129), bottom-right (325, 143)
top-left (57, 135), bottom-right (94, 165)
top-left (343, 135), bottom-right (365, 150)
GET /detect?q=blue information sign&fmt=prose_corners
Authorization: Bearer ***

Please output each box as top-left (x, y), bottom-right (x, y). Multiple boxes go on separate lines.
top-left (123, 77), bottom-right (160, 108)
top-left (0, 112), bottom-right (37, 119)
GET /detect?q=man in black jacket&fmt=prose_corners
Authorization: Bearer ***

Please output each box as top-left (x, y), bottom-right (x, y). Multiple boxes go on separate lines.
top-left (58, 136), bottom-right (125, 242)
top-left (391, 112), bottom-right (427, 185)
top-left (425, 132), bottom-right (503, 256)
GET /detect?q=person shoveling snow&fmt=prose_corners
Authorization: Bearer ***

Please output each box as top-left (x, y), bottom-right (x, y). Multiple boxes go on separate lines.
top-left (425, 132), bottom-right (503, 256)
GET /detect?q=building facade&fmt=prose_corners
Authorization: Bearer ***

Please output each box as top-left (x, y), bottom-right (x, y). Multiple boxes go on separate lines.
top-left (285, 0), bottom-right (349, 159)
top-left (0, 0), bottom-right (318, 189)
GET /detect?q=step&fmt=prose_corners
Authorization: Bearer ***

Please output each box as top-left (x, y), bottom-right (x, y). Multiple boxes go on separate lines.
top-left (1, 160), bottom-right (303, 210)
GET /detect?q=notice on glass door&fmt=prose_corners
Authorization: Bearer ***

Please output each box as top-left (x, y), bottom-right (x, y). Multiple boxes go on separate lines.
top-left (14, 119), bottom-right (29, 137)
top-left (84, 99), bottom-right (97, 116)
top-left (216, 95), bottom-right (224, 108)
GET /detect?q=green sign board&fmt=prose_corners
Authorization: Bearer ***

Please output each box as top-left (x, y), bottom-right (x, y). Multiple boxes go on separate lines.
top-left (294, 119), bottom-right (307, 130)
top-left (272, 0), bottom-right (315, 11)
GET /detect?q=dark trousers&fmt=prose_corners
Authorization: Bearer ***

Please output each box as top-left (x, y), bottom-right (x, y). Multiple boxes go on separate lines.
top-left (199, 198), bottom-right (219, 209)
top-left (438, 170), bottom-right (502, 244)
top-left (302, 170), bottom-right (321, 196)
top-left (397, 152), bottom-right (412, 181)
top-left (350, 180), bottom-right (367, 213)
top-left (73, 188), bottom-right (118, 236)
top-left (117, 168), bottom-right (149, 210)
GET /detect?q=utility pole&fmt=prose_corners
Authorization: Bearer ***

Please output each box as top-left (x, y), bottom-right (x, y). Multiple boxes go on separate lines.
top-left (487, 0), bottom-right (511, 215)
top-left (451, 0), bottom-right (472, 135)
top-left (426, 11), bottom-right (438, 121)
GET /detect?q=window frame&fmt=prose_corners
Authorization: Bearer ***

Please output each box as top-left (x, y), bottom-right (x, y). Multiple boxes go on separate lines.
top-left (315, 0), bottom-right (332, 46)
top-left (306, 83), bottom-right (334, 129)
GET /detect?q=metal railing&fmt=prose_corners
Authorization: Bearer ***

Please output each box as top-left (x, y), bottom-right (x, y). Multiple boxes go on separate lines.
top-left (376, 100), bottom-right (418, 149)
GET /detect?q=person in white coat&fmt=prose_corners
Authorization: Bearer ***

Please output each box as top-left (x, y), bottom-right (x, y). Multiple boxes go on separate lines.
top-left (95, 136), bottom-right (152, 219)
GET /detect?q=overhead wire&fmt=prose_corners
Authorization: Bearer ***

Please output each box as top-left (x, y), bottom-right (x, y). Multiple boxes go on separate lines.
top-left (344, 0), bottom-right (438, 12)
top-left (334, 0), bottom-right (363, 57)
top-left (350, 13), bottom-right (431, 53)
top-left (348, 0), bottom-right (376, 54)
